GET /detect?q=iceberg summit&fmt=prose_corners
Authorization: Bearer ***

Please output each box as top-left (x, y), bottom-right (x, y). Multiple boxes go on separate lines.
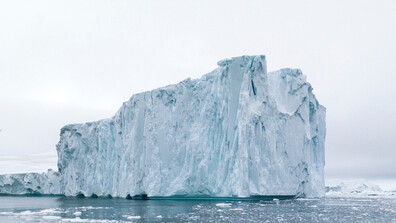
top-left (0, 55), bottom-right (326, 198)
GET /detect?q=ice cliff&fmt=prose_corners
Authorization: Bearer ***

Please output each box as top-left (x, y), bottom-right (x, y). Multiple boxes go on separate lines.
top-left (0, 170), bottom-right (61, 195)
top-left (0, 55), bottom-right (326, 198)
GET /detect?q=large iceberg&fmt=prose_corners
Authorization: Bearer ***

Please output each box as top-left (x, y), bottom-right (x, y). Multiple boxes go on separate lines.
top-left (1, 55), bottom-right (326, 198)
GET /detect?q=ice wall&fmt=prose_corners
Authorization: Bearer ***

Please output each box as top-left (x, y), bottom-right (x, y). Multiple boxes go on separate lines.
top-left (0, 169), bottom-right (61, 195)
top-left (56, 55), bottom-right (326, 197)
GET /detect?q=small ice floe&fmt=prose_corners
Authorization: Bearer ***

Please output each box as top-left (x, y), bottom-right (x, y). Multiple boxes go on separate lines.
top-left (125, 215), bottom-right (141, 220)
top-left (42, 216), bottom-right (62, 220)
top-left (17, 208), bottom-right (64, 216)
top-left (297, 198), bottom-right (318, 201)
top-left (229, 208), bottom-right (244, 211)
top-left (122, 215), bottom-right (142, 220)
top-left (39, 208), bottom-right (63, 214)
top-left (61, 217), bottom-right (82, 222)
top-left (61, 217), bottom-right (120, 222)
top-left (78, 206), bottom-right (112, 210)
top-left (216, 203), bottom-right (232, 207)
top-left (19, 210), bottom-right (34, 215)
top-left (192, 205), bottom-right (202, 210)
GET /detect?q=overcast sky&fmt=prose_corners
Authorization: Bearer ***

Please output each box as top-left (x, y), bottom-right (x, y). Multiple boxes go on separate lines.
top-left (0, 0), bottom-right (395, 178)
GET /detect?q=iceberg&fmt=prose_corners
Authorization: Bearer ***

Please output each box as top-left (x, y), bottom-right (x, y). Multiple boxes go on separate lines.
top-left (0, 55), bottom-right (326, 198)
top-left (324, 179), bottom-right (396, 197)
top-left (0, 169), bottom-right (61, 195)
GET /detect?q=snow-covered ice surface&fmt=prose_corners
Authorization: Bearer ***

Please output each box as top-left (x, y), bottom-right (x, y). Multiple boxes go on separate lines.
top-left (0, 55), bottom-right (326, 198)
top-left (325, 179), bottom-right (396, 197)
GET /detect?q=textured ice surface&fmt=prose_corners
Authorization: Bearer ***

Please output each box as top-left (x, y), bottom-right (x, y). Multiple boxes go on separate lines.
top-left (0, 55), bottom-right (326, 198)
top-left (0, 169), bottom-right (61, 195)
top-left (325, 179), bottom-right (396, 197)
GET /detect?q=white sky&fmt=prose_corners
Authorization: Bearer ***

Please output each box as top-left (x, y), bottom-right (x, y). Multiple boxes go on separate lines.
top-left (0, 0), bottom-right (395, 178)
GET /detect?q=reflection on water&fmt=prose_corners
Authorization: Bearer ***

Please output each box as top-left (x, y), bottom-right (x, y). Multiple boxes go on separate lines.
top-left (0, 196), bottom-right (396, 222)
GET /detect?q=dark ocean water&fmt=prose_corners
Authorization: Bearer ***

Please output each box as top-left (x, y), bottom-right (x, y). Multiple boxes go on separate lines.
top-left (0, 196), bottom-right (395, 222)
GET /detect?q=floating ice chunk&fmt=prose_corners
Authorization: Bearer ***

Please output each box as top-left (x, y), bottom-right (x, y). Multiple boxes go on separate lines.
top-left (42, 216), bottom-right (62, 220)
top-left (19, 211), bottom-right (34, 215)
top-left (39, 209), bottom-right (63, 214)
top-left (229, 208), bottom-right (244, 211)
top-left (216, 203), bottom-right (232, 207)
top-left (126, 215), bottom-right (141, 219)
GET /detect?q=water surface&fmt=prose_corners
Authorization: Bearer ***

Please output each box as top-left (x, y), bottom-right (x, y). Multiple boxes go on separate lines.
top-left (0, 196), bottom-right (395, 222)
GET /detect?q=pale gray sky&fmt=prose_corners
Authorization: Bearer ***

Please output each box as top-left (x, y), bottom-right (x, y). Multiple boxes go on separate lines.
top-left (0, 0), bottom-right (395, 178)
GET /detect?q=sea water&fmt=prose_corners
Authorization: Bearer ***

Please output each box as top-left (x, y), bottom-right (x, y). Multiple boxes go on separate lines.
top-left (0, 196), bottom-right (396, 222)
